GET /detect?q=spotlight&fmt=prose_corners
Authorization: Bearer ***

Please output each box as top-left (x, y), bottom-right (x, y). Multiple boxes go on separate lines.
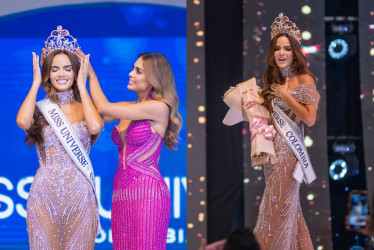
top-left (328, 39), bottom-right (349, 59)
top-left (349, 245), bottom-right (364, 250)
top-left (301, 5), bottom-right (311, 15)
top-left (331, 23), bottom-right (354, 34)
top-left (301, 45), bottom-right (320, 55)
top-left (327, 34), bottom-right (357, 60)
top-left (332, 141), bottom-right (356, 154)
top-left (329, 159), bottom-right (348, 180)
top-left (302, 31), bottom-right (312, 41)
top-left (327, 22), bottom-right (357, 60)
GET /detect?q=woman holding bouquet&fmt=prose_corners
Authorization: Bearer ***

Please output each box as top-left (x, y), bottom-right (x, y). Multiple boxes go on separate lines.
top-left (243, 13), bottom-right (320, 250)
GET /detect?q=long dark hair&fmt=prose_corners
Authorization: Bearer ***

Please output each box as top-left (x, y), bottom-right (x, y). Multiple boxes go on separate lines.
top-left (139, 53), bottom-right (182, 150)
top-left (261, 33), bottom-right (315, 112)
top-left (25, 50), bottom-right (81, 146)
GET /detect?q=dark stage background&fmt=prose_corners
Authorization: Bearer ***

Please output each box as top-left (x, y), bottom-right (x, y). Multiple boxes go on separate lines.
top-left (187, 0), bottom-right (374, 249)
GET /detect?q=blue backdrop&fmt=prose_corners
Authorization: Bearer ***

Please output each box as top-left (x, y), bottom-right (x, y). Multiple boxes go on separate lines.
top-left (0, 3), bottom-right (186, 249)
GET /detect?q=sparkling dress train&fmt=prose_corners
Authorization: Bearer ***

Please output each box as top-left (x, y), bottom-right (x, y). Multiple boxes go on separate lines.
top-left (111, 120), bottom-right (171, 249)
top-left (27, 120), bottom-right (99, 250)
top-left (254, 83), bottom-right (320, 250)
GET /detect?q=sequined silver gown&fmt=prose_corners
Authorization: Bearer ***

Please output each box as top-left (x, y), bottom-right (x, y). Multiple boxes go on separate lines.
top-left (26, 120), bottom-right (98, 250)
top-left (253, 83), bottom-right (320, 250)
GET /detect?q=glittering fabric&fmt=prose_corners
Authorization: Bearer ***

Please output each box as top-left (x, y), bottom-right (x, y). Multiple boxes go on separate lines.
top-left (279, 65), bottom-right (294, 78)
top-left (111, 120), bottom-right (171, 249)
top-left (254, 83), bottom-right (320, 250)
top-left (56, 89), bottom-right (75, 105)
top-left (27, 120), bottom-right (98, 250)
top-left (273, 83), bottom-right (320, 124)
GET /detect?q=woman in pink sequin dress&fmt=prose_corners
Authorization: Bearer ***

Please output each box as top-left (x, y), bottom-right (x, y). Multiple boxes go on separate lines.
top-left (243, 14), bottom-right (320, 250)
top-left (16, 46), bottom-right (103, 248)
top-left (84, 51), bottom-right (182, 249)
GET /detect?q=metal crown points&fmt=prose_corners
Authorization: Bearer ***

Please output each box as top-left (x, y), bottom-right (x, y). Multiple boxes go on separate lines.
top-left (44, 25), bottom-right (80, 55)
top-left (271, 13), bottom-right (302, 45)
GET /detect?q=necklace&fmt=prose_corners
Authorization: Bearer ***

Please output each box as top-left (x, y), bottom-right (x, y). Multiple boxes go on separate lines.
top-left (279, 65), bottom-right (294, 78)
top-left (57, 89), bottom-right (75, 104)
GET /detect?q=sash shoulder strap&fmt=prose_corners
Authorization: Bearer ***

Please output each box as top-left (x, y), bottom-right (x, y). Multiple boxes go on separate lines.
top-left (271, 100), bottom-right (316, 184)
top-left (36, 98), bottom-right (101, 234)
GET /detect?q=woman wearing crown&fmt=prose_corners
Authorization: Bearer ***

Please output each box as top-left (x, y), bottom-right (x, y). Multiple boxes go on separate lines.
top-left (16, 26), bottom-right (102, 249)
top-left (242, 14), bottom-right (320, 249)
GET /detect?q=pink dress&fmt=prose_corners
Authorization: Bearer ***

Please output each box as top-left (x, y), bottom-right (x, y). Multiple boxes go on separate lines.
top-left (111, 120), bottom-right (171, 249)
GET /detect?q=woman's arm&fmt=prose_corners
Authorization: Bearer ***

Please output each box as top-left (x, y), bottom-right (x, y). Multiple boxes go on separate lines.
top-left (271, 76), bottom-right (317, 126)
top-left (16, 53), bottom-right (42, 130)
top-left (76, 54), bottom-right (103, 134)
top-left (76, 50), bottom-right (169, 123)
top-left (75, 50), bottom-right (120, 123)
top-left (97, 100), bottom-right (169, 122)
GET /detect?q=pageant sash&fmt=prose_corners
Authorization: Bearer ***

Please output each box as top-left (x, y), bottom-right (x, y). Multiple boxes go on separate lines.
top-left (271, 100), bottom-right (316, 184)
top-left (37, 98), bottom-right (101, 234)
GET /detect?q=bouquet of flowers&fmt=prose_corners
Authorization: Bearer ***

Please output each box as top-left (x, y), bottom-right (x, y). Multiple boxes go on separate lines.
top-left (223, 77), bottom-right (277, 166)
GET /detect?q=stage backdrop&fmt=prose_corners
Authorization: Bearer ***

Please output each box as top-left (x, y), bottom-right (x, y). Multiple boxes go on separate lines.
top-left (0, 1), bottom-right (186, 249)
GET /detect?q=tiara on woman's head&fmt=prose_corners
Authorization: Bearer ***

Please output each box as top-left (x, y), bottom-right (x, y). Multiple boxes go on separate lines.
top-left (44, 25), bottom-right (80, 55)
top-left (270, 13), bottom-right (302, 45)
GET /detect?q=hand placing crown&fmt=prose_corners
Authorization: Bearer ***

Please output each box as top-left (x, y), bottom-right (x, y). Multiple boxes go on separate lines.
top-left (44, 25), bottom-right (80, 55)
top-left (271, 13), bottom-right (302, 45)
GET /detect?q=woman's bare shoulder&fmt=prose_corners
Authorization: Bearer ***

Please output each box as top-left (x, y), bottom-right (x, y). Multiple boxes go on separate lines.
top-left (297, 74), bottom-right (315, 85)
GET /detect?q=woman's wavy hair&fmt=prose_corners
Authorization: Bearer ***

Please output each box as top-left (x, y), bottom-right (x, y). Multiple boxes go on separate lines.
top-left (139, 52), bottom-right (183, 150)
top-left (261, 33), bottom-right (315, 112)
top-left (25, 50), bottom-right (81, 146)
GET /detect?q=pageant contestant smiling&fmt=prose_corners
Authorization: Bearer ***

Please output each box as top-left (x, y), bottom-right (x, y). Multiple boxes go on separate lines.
top-left (16, 26), bottom-right (102, 250)
top-left (243, 14), bottom-right (320, 250)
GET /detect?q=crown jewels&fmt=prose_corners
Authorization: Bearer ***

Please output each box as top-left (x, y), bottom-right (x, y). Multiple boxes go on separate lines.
top-left (44, 26), bottom-right (80, 55)
top-left (271, 13), bottom-right (302, 45)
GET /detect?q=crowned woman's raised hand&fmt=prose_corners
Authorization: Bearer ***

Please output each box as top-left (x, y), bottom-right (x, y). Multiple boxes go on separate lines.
top-left (76, 54), bottom-right (90, 90)
top-left (75, 49), bottom-right (95, 78)
top-left (32, 52), bottom-right (42, 88)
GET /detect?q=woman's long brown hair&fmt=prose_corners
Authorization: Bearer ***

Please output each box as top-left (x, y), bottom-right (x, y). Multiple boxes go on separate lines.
top-left (139, 53), bottom-right (183, 150)
top-left (25, 50), bottom-right (81, 146)
top-left (261, 33), bottom-right (315, 112)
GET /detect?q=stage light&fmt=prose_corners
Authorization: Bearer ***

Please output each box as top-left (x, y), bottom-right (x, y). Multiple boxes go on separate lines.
top-left (370, 48), bottom-right (374, 56)
top-left (301, 5), bottom-right (311, 15)
top-left (301, 45), bottom-right (320, 55)
top-left (349, 245), bottom-right (364, 250)
top-left (198, 105), bottom-right (205, 112)
top-left (307, 194), bottom-right (315, 201)
top-left (304, 136), bottom-right (313, 147)
top-left (328, 39), bottom-right (349, 59)
top-left (329, 159), bottom-right (348, 180)
top-left (302, 31), bottom-right (312, 40)
top-left (332, 141), bottom-right (356, 154)
top-left (331, 23), bottom-right (353, 34)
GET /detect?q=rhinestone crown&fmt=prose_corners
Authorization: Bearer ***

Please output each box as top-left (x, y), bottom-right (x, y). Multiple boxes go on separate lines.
top-left (271, 13), bottom-right (302, 45)
top-left (44, 25), bottom-right (80, 55)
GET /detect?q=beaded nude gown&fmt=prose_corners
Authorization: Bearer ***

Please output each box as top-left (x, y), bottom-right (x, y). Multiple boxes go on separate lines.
top-left (253, 83), bottom-right (320, 250)
top-left (27, 120), bottom-right (99, 249)
top-left (111, 120), bottom-right (171, 249)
